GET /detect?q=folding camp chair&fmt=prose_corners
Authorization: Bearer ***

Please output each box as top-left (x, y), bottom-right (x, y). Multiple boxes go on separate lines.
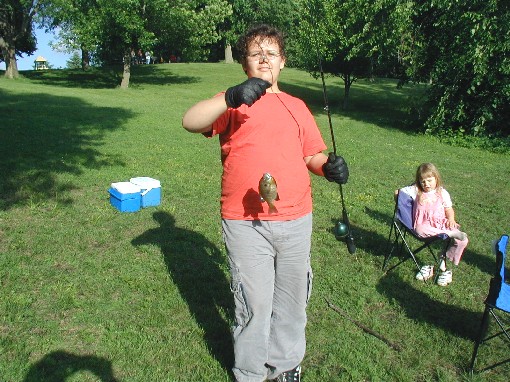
top-left (382, 188), bottom-right (452, 282)
top-left (469, 234), bottom-right (510, 372)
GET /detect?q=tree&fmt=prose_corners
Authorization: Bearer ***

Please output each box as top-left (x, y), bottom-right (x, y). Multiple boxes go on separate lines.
top-left (0, 0), bottom-right (43, 78)
top-left (103, 0), bottom-right (232, 86)
top-left (151, 0), bottom-right (232, 63)
top-left (406, 0), bottom-right (510, 139)
top-left (39, 0), bottom-right (100, 71)
top-left (65, 51), bottom-right (81, 69)
top-left (293, 0), bottom-right (401, 108)
top-left (41, 0), bottom-right (232, 87)
top-left (220, 0), bottom-right (300, 63)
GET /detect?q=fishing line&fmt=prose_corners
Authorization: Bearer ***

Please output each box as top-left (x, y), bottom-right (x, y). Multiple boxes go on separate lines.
top-left (250, 38), bottom-right (299, 126)
top-left (270, 67), bottom-right (301, 129)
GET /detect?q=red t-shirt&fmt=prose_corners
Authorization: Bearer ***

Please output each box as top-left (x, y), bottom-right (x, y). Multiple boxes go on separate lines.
top-left (210, 92), bottom-right (327, 220)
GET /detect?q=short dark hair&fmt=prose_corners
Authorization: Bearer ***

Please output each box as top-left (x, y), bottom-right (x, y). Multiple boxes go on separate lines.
top-left (236, 24), bottom-right (286, 65)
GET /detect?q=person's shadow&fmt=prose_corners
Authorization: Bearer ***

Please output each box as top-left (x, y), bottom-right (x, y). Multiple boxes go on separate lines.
top-left (132, 212), bottom-right (234, 373)
top-left (23, 350), bottom-right (118, 381)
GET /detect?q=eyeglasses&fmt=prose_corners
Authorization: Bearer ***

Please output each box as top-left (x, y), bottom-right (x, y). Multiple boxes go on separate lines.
top-left (246, 50), bottom-right (281, 61)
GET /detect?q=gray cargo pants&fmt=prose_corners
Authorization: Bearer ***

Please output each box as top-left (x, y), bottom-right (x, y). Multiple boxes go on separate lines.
top-left (222, 213), bottom-right (313, 382)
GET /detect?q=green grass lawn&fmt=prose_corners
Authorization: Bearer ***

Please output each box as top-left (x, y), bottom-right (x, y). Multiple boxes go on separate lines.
top-left (1, 63), bottom-right (509, 381)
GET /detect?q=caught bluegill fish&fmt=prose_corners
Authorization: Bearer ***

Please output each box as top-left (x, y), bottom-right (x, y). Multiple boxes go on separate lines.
top-left (259, 173), bottom-right (278, 214)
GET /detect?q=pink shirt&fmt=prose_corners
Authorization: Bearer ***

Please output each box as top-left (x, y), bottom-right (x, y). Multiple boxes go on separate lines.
top-left (400, 184), bottom-right (454, 230)
top-left (209, 92), bottom-right (327, 220)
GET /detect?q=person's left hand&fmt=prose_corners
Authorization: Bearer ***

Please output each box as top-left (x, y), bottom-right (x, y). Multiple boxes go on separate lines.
top-left (446, 218), bottom-right (459, 230)
top-left (323, 152), bottom-right (349, 184)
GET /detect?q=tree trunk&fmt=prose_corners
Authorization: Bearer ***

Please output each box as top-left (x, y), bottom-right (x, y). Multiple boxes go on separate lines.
top-left (81, 48), bottom-right (90, 71)
top-left (225, 44), bottom-right (233, 63)
top-left (3, 45), bottom-right (19, 79)
top-left (120, 51), bottom-right (131, 89)
top-left (343, 73), bottom-right (351, 109)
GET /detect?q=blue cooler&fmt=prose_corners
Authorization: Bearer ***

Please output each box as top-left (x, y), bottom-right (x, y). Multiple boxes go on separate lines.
top-left (109, 182), bottom-right (142, 212)
top-left (129, 177), bottom-right (161, 208)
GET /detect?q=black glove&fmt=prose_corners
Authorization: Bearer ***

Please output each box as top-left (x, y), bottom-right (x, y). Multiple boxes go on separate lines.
top-left (225, 78), bottom-right (272, 108)
top-left (323, 152), bottom-right (349, 184)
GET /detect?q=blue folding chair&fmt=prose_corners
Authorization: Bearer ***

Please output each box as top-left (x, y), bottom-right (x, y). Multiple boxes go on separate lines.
top-left (469, 234), bottom-right (510, 372)
top-left (383, 189), bottom-right (451, 282)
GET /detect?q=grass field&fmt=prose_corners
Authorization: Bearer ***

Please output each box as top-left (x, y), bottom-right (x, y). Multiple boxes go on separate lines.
top-left (1, 63), bottom-right (509, 381)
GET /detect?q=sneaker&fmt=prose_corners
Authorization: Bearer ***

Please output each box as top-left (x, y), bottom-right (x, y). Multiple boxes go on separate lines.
top-left (439, 259), bottom-right (447, 272)
top-left (449, 231), bottom-right (467, 241)
top-left (276, 365), bottom-right (301, 382)
top-left (437, 270), bottom-right (453, 286)
top-left (416, 265), bottom-right (434, 281)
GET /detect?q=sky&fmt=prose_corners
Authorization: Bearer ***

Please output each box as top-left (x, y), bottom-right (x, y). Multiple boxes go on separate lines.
top-left (0, 27), bottom-right (74, 71)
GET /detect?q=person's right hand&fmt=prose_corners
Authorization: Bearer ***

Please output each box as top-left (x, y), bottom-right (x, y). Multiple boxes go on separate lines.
top-left (225, 78), bottom-right (272, 108)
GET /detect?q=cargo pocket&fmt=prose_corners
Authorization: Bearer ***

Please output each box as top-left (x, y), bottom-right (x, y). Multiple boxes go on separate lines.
top-left (230, 266), bottom-right (251, 327)
top-left (306, 263), bottom-right (313, 306)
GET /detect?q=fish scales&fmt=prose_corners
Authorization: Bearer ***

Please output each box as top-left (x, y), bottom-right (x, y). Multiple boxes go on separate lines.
top-left (258, 173), bottom-right (278, 214)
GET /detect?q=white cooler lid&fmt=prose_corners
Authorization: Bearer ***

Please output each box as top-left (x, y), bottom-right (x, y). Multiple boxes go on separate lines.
top-left (129, 177), bottom-right (161, 188)
top-left (111, 181), bottom-right (142, 194)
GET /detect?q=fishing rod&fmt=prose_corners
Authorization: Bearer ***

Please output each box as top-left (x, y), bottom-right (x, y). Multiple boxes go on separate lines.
top-left (312, 4), bottom-right (356, 254)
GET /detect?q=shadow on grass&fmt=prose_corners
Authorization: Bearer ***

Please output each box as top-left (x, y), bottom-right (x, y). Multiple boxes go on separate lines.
top-left (21, 65), bottom-right (200, 89)
top-left (131, 212), bottom-right (234, 375)
top-left (0, 89), bottom-right (134, 210)
top-left (23, 350), bottom-right (119, 382)
top-left (128, 64), bottom-right (201, 87)
top-left (22, 68), bottom-right (123, 89)
top-left (376, 273), bottom-right (481, 341)
top-left (280, 77), bottom-right (423, 132)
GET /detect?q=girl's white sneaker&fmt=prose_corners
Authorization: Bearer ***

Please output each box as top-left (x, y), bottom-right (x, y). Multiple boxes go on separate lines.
top-left (437, 270), bottom-right (453, 286)
top-left (416, 265), bottom-right (434, 281)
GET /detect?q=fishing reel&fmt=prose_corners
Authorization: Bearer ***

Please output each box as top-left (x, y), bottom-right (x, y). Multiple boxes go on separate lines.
top-left (334, 221), bottom-right (349, 239)
top-left (333, 185), bottom-right (356, 254)
top-left (334, 219), bottom-right (356, 254)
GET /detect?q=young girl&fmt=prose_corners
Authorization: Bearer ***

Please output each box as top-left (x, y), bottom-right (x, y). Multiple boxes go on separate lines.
top-left (399, 163), bottom-right (468, 286)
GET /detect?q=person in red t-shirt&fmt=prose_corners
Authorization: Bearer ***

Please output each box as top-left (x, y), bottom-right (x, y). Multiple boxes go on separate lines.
top-left (182, 24), bottom-right (348, 382)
